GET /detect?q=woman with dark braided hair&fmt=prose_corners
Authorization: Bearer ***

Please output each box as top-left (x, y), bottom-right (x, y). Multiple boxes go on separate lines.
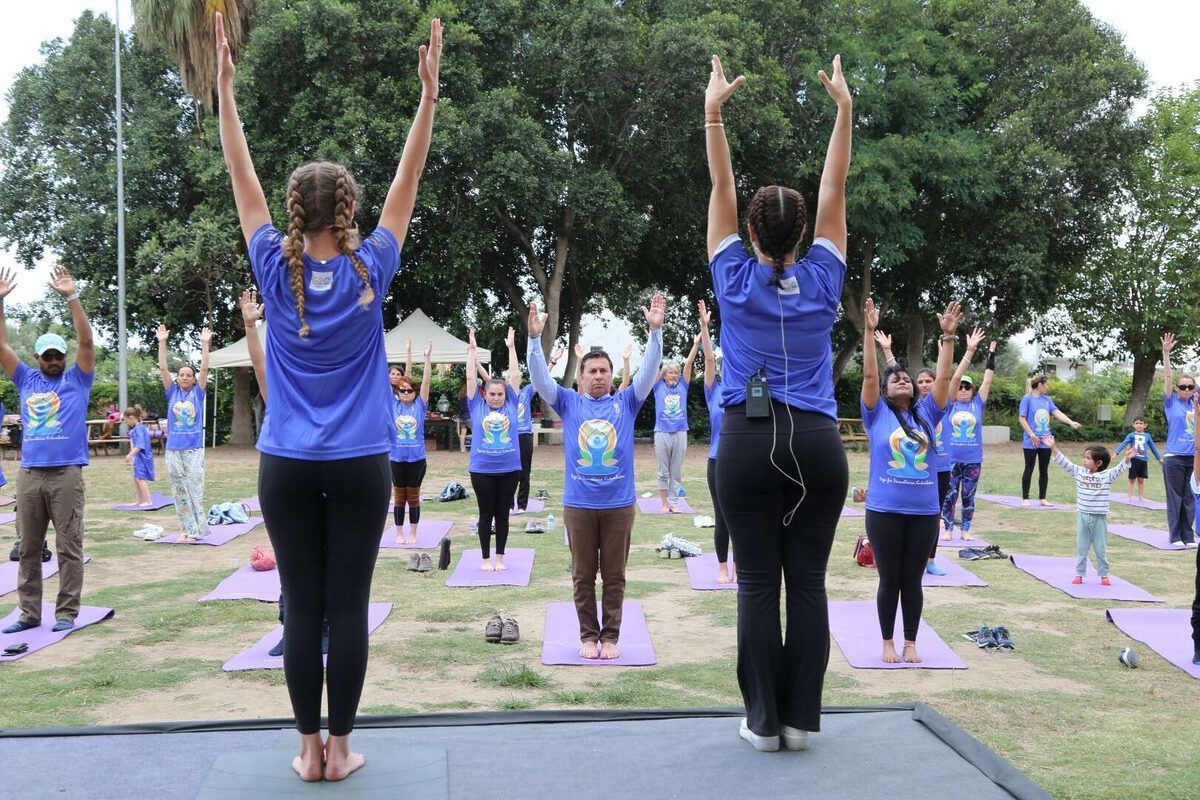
top-left (861, 299), bottom-right (959, 666)
top-left (216, 13), bottom-right (441, 783)
top-left (705, 53), bottom-right (852, 753)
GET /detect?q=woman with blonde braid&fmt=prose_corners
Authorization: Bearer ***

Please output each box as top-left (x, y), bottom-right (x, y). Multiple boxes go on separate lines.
top-left (216, 13), bottom-right (441, 783)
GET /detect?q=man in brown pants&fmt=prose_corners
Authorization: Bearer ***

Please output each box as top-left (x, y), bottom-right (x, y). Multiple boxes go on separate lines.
top-left (0, 266), bottom-right (95, 633)
top-left (526, 295), bottom-right (665, 659)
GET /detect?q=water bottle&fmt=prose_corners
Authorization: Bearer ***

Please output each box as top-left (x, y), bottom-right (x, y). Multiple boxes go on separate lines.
top-left (547, 514), bottom-right (555, 530)
top-left (678, 486), bottom-right (686, 498)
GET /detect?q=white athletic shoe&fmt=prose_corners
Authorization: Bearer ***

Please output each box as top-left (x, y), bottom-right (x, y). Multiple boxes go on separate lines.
top-left (739, 719), bottom-right (779, 752)
top-left (131, 526), bottom-right (151, 539)
top-left (781, 725), bottom-right (811, 751)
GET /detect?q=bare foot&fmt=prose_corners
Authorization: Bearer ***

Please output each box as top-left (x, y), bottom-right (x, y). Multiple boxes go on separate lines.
top-left (881, 640), bottom-right (900, 664)
top-left (1039, 499), bottom-right (1053, 507)
top-left (481, 559), bottom-right (496, 572)
top-left (324, 736), bottom-right (365, 782)
top-left (940, 529), bottom-right (952, 541)
top-left (495, 556), bottom-right (507, 572)
top-left (137, 501), bottom-right (153, 508)
top-left (579, 641), bottom-right (600, 659)
top-left (660, 504), bottom-right (671, 514)
top-left (667, 507), bottom-right (681, 514)
top-left (717, 565), bottom-right (731, 584)
top-left (1021, 499), bottom-right (1031, 508)
top-left (961, 531), bottom-right (974, 541)
top-left (178, 536), bottom-right (195, 543)
top-left (729, 565), bottom-right (737, 583)
top-left (292, 734), bottom-right (323, 782)
top-left (292, 755), bottom-right (323, 782)
top-left (599, 641), bottom-right (621, 660)
top-left (902, 641), bottom-right (922, 663)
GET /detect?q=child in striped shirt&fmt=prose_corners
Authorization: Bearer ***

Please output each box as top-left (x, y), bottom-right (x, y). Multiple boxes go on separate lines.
top-left (1044, 436), bottom-right (1133, 585)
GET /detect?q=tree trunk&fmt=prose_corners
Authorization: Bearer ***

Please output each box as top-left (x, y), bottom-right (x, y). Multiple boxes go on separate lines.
top-left (228, 367), bottom-right (254, 445)
top-left (832, 332), bottom-right (857, 384)
top-left (906, 313), bottom-right (926, 369)
top-left (1125, 350), bottom-right (1159, 425)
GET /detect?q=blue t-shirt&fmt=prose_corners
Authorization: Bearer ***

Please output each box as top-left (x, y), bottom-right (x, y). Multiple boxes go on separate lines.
top-left (947, 396), bottom-right (986, 464)
top-left (551, 385), bottom-right (646, 509)
top-left (1163, 393), bottom-right (1195, 457)
top-left (1116, 431), bottom-right (1161, 462)
top-left (130, 423), bottom-right (155, 480)
top-left (249, 224), bottom-right (401, 460)
top-left (861, 397), bottom-right (940, 515)
top-left (468, 388), bottom-right (521, 473)
top-left (14, 362), bottom-right (95, 468)
top-left (710, 235), bottom-right (845, 419)
top-left (917, 393), bottom-right (950, 474)
top-left (516, 385), bottom-right (535, 436)
top-left (704, 380), bottom-right (724, 460)
top-left (165, 381), bottom-right (205, 451)
top-left (654, 377), bottom-right (689, 433)
top-left (1019, 393), bottom-right (1059, 448)
top-left (390, 394), bottom-right (427, 463)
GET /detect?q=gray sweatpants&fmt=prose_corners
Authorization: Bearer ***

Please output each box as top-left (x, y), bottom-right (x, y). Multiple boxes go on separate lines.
top-left (654, 431), bottom-right (687, 506)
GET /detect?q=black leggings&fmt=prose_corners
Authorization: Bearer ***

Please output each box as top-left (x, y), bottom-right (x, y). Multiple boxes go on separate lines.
top-left (390, 458), bottom-right (428, 526)
top-left (716, 402), bottom-right (848, 736)
top-left (517, 433), bottom-right (533, 509)
top-left (1021, 447), bottom-right (1052, 500)
top-left (259, 452), bottom-right (391, 736)
top-left (469, 470), bottom-right (520, 557)
top-left (865, 510), bottom-right (939, 643)
top-left (706, 457), bottom-right (730, 564)
top-left (932, 470), bottom-right (950, 559)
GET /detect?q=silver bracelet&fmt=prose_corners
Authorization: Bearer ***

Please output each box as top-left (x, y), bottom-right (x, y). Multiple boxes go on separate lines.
top-left (66, 292), bottom-right (80, 303)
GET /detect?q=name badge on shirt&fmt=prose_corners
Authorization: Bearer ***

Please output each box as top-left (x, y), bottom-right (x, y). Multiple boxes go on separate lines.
top-left (309, 271), bottom-right (333, 292)
top-left (777, 276), bottom-right (800, 295)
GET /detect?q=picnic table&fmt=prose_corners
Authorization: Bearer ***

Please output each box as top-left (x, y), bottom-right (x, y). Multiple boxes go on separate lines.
top-left (838, 417), bottom-right (868, 446)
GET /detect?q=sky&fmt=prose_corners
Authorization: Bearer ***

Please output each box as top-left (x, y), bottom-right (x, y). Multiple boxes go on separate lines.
top-left (0, 0), bottom-right (1196, 359)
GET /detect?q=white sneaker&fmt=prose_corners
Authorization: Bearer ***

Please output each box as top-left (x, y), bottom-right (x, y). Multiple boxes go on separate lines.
top-left (739, 719), bottom-right (779, 752)
top-left (132, 526), bottom-right (151, 539)
top-left (781, 725), bottom-right (811, 751)
top-left (1187, 542), bottom-right (1198, 548)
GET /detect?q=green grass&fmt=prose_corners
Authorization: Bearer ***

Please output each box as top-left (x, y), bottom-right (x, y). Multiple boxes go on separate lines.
top-left (475, 663), bottom-right (553, 689)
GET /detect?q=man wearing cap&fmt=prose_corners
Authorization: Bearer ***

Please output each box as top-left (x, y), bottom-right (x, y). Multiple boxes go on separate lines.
top-left (0, 265), bottom-right (95, 634)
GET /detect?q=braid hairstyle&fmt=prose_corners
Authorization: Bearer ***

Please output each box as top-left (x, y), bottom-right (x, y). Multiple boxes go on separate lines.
top-left (330, 164), bottom-right (374, 309)
top-left (746, 185), bottom-right (807, 288)
top-left (881, 365), bottom-right (935, 452)
top-left (282, 174), bottom-right (310, 338)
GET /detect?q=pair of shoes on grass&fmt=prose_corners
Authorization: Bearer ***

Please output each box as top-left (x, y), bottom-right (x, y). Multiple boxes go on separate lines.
top-left (958, 544), bottom-right (1005, 561)
top-left (406, 553), bottom-right (433, 572)
top-left (738, 719), bottom-right (810, 752)
top-left (132, 524), bottom-right (164, 541)
top-left (484, 615), bottom-right (519, 645)
top-left (962, 625), bottom-right (1014, 652)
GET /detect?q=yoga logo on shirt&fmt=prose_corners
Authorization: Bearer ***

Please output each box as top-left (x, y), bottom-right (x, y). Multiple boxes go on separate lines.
top-left (481, 411), bottom-right (511, 448)
top-left (887, 426), bottom-right (929, 478)
top-left (663, 393), bottom-right (683, 418)
top-left (934, 420), bottom-right (945, 452)
top-left (1187, 410), bottom-right (1195, 437)
top-left (1033, 408), bottom-right (1051, 435)
top-left (951, 410), bottom-right (977, 442)
top-left (173, 400), bottom-right (197, 430)
top-left (395, 414), bottom-right (418, 444)
top-left (518, 401), bottom-right (526, 423)
top-left (25, 391), bottom-right (63, 436)
top-left (576, 419), bottom-right (619, 475)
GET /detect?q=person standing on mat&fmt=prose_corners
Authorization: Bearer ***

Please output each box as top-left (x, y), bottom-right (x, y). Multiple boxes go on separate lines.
top-left (216, 13), bottom-right (441, 782)
top-left (1044, 435), bottom-right (1133, 583)
top-left (942, 334), bottom-right (996, 543)
top-left (861, 298), bottom-right (958, 667)
top-left (124, 408), bottom-right (156, 507)
top-left (526, 295), bottom-right (665, 659)
top-left (1115, 417), bottom-right (1163, 503)
top-left (653, 336), bottom-right (698, 513)
top-left (0, 265), bottom-right (94, 635)
top-left (705, 53), bottom-right (851, 753)
top-left (467, 328), bottom-right (521, 571)
top-left (1161, 333), bottom-right (1196, 545)
top-left (390, 341), bottom-right (433, 544)
top-left (1188, 392), bottom-right (1200, 664)
top-left (1019, 374), bottom-right (1081, 507)
top-left (698, 300), bottom-right (733, 584)
top-left (506, 326), bottom-right (538, 513)
top-left (156, 323), bottom-right (212, 542)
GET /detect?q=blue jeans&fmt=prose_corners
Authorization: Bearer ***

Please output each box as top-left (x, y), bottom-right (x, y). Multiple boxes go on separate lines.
top-left (1076, 512), bottom-right (1109, 577)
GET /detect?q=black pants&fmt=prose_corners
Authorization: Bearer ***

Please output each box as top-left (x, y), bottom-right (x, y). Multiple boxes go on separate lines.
top-left (1192, 545), bottom-right (1200, 656)
top-left (1021, 447), bottom-right (1052, 500)
top-left (470, 470), bottom-right (520, 557)
top-left (390, 459), bottom-right (428, 526)
top-left (865, 511), bottom-right (939, 643)
top-left (517, 433), bottom-right (534, 510)
top-left (1163, 456), bottom-right (1196, 545)
top-left (258, 452), bottom-right (390, 736)
top-left (933, 470), bottom-right (950, 559)
top-left (716, 402), bottom-right (848, 736)
top-left (707, 457), bottom-right (731, 564)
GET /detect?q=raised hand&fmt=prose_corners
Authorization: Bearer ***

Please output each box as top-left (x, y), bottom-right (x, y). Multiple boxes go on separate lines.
top-left (239, 289), bottom-right (262, 324)
top-left (989, 340), bottom-right (997, 353)
top-left (1163, 333), bottom-right (1177, 354)
top-left (505, 326), bottom-right (515, 349)
top-left (424, 339), bottom-right (433, 358)
top-left (818, 54), bottom-right (851, 107)
top-left (526, 302), bottom-right (547, 338)
top-left (406, 336), bottom-right (412, 351)
top-left (549, 346), bottom-right (565, 364)
top-left (698, 299), bottom-right (711, 329)
top-left (467, 327), bottom-right (476, 349)
top-left (623, 344), bottom-right (633, 360)
top-left (0, 267), bottom-right (18, 300)
top-left (199, 327), bottom-right (213, 346)
top-left (156, 324), bottom-right (169, 343)
top-left (872, 330), bottom-right (892, 350)
top-left (48, 265), bottom-right (76, 298)
top-left (937, 301), bottom-right (963, 335)
top-left (574, 343), bottom-right (585, 360)
top-left (966, 327), bottom-right (986, 350)
top-left (642, 293), bottom-right (666, 331)
top-left (864, 298), bottom-right (879, 331)
top-left (418, 18), bottom-right (442, 99)
top-left (705, 55), bottom-right (745, 112)
top-left (215, 12), bottom-right (235, 90)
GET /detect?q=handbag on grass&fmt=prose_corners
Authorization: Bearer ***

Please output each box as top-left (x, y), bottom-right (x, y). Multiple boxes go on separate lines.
top-left (854, 534), bottom-right (875, 568)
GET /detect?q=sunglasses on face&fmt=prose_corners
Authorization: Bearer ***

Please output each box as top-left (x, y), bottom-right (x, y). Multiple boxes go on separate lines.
top-left (397, 388), bottom-right (415, 394)
top-left (39, 352), bottom-right (65, 362)
top-left (1178, 384), bottom-right (1196, 391)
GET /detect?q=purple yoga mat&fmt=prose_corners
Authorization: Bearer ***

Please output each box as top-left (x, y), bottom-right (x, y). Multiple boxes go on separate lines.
top-left (840, 506), bottom-right (866, 518)
top-left (221, 602), bottom-right (392, 672)
top-left (685, 553), bottom-right (737, 591)
top-left (154, 517), bottom-right (265, 546)
top-left (241, 496), bottom-right (260, 512)
top-left (828, 600), bottom-right (967, 669)
top-left (1009, 554), bottom-right (1162, 602)
top-left (0, 512), bottom-right (15, 526)
top-left (0, 495), bottom-right (14, 506)
top-left (1110, 524), bottom-right (1190, 551)
top-left (0, 604), bottom-right (114, 662)
top-left (977, 494), bottom-right (1073, 510)
top-left (0, 556), bottom-right (92, 597)
top-left (937, 534), bottom-right (990, 549)
top-left (1107, 608), bottom-right (1200, 679)
top-left (541, 600), bottom-right (656, 666)
top-left (1111, 496), bottom-right (1168, 511)
top-left (199, 565), bottom-right (281, 602)
top-left (513, 499), bottom-right (546, 514)
top-left (923, 554), bottom-right (987, 588)
top-left (111, 492), bottom-right (174, 512)
top-left (444, 547), bottom-right (534, 587)
top-left (636, 497), bottom-right (696, 515)
top-left (379, 519), bottom-right (454, 549)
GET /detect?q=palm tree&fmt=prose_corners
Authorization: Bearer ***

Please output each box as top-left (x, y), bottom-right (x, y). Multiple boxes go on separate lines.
top-left (132, 0), bottom-right (259, 110)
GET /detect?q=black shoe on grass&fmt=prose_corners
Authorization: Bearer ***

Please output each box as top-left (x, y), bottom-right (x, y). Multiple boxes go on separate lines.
top-left (484, 615), bottom-right (503, 643)
top-left (501, 617), bottom-right (520, 644)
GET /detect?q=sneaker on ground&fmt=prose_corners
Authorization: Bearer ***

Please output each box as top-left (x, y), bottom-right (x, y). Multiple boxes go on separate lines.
top-left (406, 553), bottom-right (421, 571)
top-left (268, 638), bottom-right (284, 658)
top-left (500, 617), bottom-right (520, 644)
top-left (3, 620), bottom-right (37, 634)
top-left (40, 543), bottom-right (52, 562)
top-left (1070, 576), bottom-right (1083, 585)
top-left (925, 562), bottom-right (947, 576)
top-left (739, 719), bottom-right (779, 752)
top-left (484, 615), bottom-right (503, 643)
top-left (51, 619), bottom-right (74, 632)
top-left (1100, 576), bottom-right (1112, 586)
top-left (781, 725), bottom-right (811, 751)
top-left (417, 553), bottom-right (433, 572)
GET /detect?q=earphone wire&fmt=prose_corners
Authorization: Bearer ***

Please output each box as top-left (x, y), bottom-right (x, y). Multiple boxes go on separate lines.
top-left (770, 289), bottom-right (807, 526)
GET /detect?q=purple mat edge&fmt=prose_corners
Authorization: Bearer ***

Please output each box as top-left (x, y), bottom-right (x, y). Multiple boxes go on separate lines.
top-left (1106, 608), bottom-right (1200, 679)
top-left (0, 605), bottom-right (115, 662)
top-left (1008, 553), bottom-right (1163, 602)
top-left (636, 497), bottom-right (696, 515)
top-left (828, 600), bottom-right (967, 670)
top-left (198, 564), bottom-right (281, 603)
top-left (221, 602), bottom-right (392, 671)
top-left (444, 548), bottom-right (535, 587)
top-left (1109, 524), bottom-right (1190, 551)
top-left (111, 492), bottom-right (174, 511)
top-left (685, 553), bottom-right (737, 591)
top-left (154, 517), bottom-right (265, 545)
top-left (541, 600), bottom-right (656, 666)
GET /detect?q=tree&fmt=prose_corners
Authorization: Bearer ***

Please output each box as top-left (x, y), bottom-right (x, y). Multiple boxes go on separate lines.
top-left (1057, 85), bottom-right (1200, 424)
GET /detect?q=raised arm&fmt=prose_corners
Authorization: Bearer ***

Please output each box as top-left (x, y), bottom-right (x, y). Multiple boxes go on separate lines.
top-left (1163, 333), bottom-right (1176, 396)
top-left (0, 268), bottom-right (21, 377)
top-left (619, 344), bottom-right (632, 391)
top-left (526, 302), bottom-right (559, 407)
top-left (405, 337), bottom-right (413, 378)
top-left (931, 302), bottom-right (963, 409)
top-left (699, 300), bottom-right (715, 390)
top-left (420, 339), bottom-right (433, 405)
top-left (467, 328), bottom-right (478, 393)
top-left (704, 55), bottom-right (745, 259)
top-left (683, 334), bottom-right (700, 384)
top-left (633, 294), bottom-right (667, 402)
top-left (949, 327), bottom-right (984, 393)
top-left (47, 266), bottom-right (93, 374)
top-left (979, 341), bottom-right (997, 402)
top-left (214, 13), bottom-right (272, 244)
top-left (505, 326), bottom-right (522, 391)
top-left (861, 299), bottom-right (881, 410)
top-left (574, 343), bottom-right (586, 389)
top-left (377, 18), bottom-right (442, 247)
top-left (156, 324), bottom-right (172, 392)
top-left (873, 330), bottom-right (896, 368)
top-left (239, 289), bottom-right (267, 401)
top-left (1193, 394), bottom-right (1200, 484)
top-left (197, 326), bottom-right (213, 388)
top-left (812, 55), bottom-right (853, 260)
